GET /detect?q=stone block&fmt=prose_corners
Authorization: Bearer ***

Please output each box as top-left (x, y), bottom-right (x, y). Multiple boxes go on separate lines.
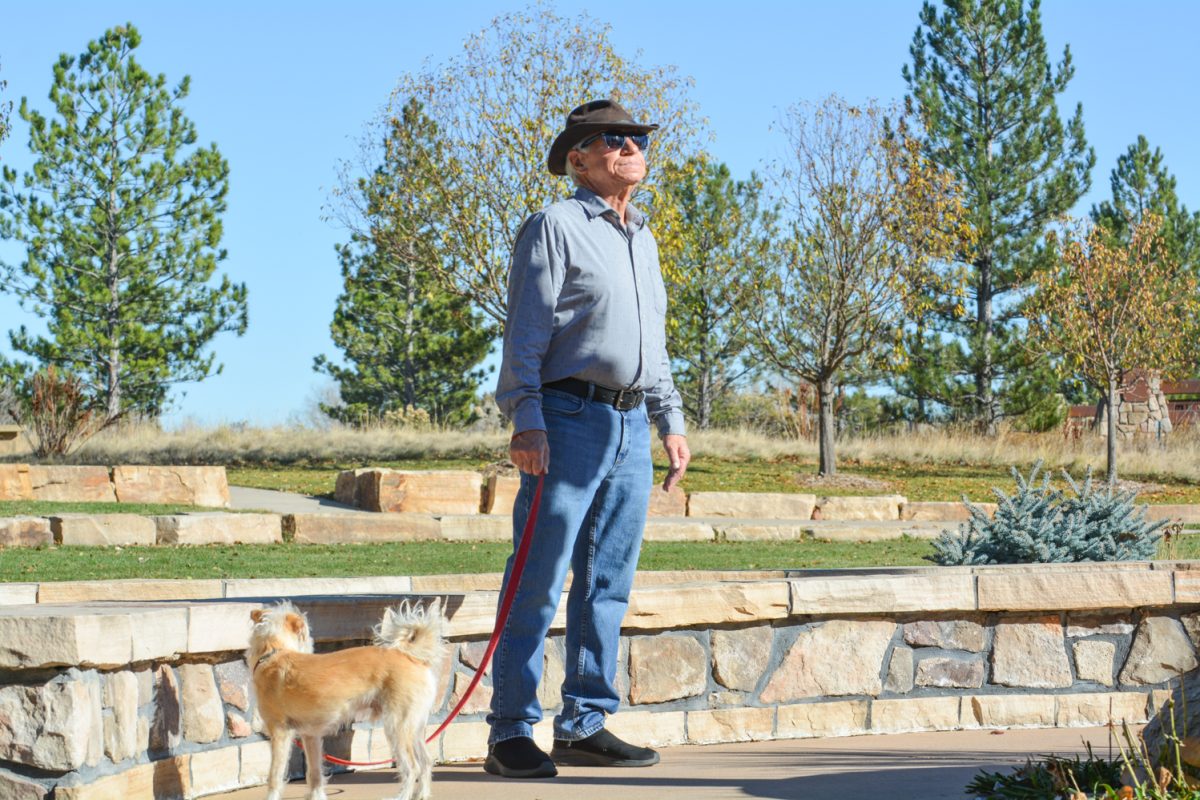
top-left (778, 700), bottom-right (869, 739)
top-left (0, 771), bottom-right (45, 800)
top-left (648, 485), bottom-right (688, 517)
top-left (153, 513), bottom-right (281, 545)
top-left (815, 495), bottom-right (905, 521)
top-left (965, 695), bottom-right (1056, 728)
top-left (178, 664), bottom-right (223, 744)
top-left (186, 603), bottom-right (258, 653)
top-left (711, 627), bottom-right (773, 691)
top-left (55, 756), bottom-right (190, 800)
top-left (0, 679), bottom-right (95, 770)
top-left (438, 514), bottom-right (510, 541)
top-left (1170, 571), bottom-right (1200, 604)
top-left (789, 573), bottom-right (976, 614)
top-left (1119, 616), bottom-right (1198, 685)
top-left (483, 474), bottom-right (521, 515)
top-left (50, 514), bottom-right (156, 546)
top-left (223, 575), bottom-right (413, 598)
top-left (625, 582), bottom-right (789, 629)
top-left (287, 512), bottom-right (441, 544)
top-left (717, 522), bottom-right (808, 542)
top-left (644, 519), bottom-right (716, 542)
top-left (629, 635), bottom-right (707, 704)
top-left (334, 468), bottom-right (371, 506)
top-left (904, 620), bottom-right (986, 651)
top-left (1146, 505), bottom-right (1200, 523)
top-left (189, 746), bottom-right (241, 795)
top-left (0, 517), bottom-right (51, 548)
top-left (761, 620), bottom-right (895, 702)
top-left (438, 720), bottom-right (490, 763)
top-left (1074, 640), bottom-right (1117, 686)
top-left (449, 672), bottom-right (493, 715)
top-left (687, 707), bottom-right (774, 744)
top-left (357, 469), bottom-right (482, 514)
top-left (28, 465), bottom-right (115, 503)
top-left (111, 465), bottom-right (229, 507)
top-left (215, 661), bottom-right (250, 711)
top-left (226, 711), bottom-right (252, 738)
top-left (0, 608), bottom-right (132, 668)
top-left (0, 464), bottom-right (32, 501)
top-left (1067, 614), bottom-right (1135, 638)
top-left (1058, 692), bottom-right (1149, 727)
top-left (901, 501), bottom-right (997, 521)
top-left (0, 583), bottom-right (37, 605)
top-left (604, 710), bottom-right (686, 747)
top-left (870, 697), bottom-right (960, 734)
top-left (915, 654), bottom-right (985, 688)
top-left (885, 647), bottom-right (914, 693)
top-left (103, 671), bottom-right (139, 763)
top-left (991, 616), bottom-right (1072, 689)
top-left (978, 569), bottom-right (1172, 611)
top-left (801, 521), bottom-right (946, 542)
top-left (240, 740), bottom-right (272, 785)
top-left (149, 665), bottom-right (181, 752)
top-left (687, 492), bottom-right (816, 519)
top-left (37, 580), bottom-right (221, 604)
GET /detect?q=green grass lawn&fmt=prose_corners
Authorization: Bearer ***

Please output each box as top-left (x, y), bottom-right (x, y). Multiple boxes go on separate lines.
top-left (228, 456), bottom-right (1200, 504)
top-left (4, 535), bottom-right (1200, 583)
top-left (0, 501), bottom-right (237, 516)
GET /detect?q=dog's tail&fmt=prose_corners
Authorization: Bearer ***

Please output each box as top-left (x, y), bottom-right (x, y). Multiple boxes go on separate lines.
top-left (374, 598), bottom-right (447, 665)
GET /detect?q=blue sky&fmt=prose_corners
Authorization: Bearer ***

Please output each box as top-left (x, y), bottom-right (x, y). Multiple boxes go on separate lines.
top-left (1, 1), bottom-right (1197, 426)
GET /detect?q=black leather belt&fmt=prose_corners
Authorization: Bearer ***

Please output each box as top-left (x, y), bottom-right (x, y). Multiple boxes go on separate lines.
top-left (543, 378), bottom-right (644, 410)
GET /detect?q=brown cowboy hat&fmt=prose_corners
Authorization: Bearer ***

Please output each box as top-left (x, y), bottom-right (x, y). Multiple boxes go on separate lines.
top-left (547, 99), bottom-right (659, 176)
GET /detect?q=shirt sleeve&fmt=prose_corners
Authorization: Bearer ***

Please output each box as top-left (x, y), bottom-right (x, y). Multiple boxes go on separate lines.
top-left (495, 213), bottom-right (560, 434)
top-left (644, 344), bottom-right (687, 438)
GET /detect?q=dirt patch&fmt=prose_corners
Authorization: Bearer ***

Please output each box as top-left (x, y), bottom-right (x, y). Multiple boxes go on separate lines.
top-left (1114, 478), bottom-right (1166, 496)
top-left (793, 473), bottom-right (895, 492)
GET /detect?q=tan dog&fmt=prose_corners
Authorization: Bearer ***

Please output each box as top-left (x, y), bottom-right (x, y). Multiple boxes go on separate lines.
top-left (246, 600), bottom-right (446, 800)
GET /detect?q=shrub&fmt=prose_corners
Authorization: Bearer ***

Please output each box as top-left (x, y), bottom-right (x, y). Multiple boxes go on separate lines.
top-left (930, 461), bottom-right (1167, 565)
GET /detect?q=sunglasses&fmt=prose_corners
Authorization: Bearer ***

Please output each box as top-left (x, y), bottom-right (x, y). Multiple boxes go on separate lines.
top-left (577, 131), bottom-right (651, 152)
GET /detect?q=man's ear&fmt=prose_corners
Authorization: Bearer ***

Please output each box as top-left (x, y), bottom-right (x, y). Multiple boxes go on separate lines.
top-left (568, 151), bottom-right (585, 172)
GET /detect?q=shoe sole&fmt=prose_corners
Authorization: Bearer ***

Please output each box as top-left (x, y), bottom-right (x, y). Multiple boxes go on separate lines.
top-left (550, 748), bottom-right (660, 768)
top-left (484, 754), bottom-right (558, 778)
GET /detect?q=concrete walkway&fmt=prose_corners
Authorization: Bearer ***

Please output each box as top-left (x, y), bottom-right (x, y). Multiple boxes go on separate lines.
top-left (228, 486), bottom-right (358, 514)
top-left (212, 726), bottom-right (1127, 800)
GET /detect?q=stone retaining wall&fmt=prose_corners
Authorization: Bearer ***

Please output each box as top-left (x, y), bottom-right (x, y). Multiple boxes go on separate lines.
top-left (2, 562), bottom-right (1200, 799)
top-left (0, 465), bottom-right (229, 507)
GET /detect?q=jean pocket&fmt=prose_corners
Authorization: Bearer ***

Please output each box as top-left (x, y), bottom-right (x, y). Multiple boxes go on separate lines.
top-left (542, 389), bottom-right (585, 417)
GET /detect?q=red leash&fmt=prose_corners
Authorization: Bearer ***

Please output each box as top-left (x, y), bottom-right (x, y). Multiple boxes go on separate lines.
top-left (304, 473), bottom-right (544, 767)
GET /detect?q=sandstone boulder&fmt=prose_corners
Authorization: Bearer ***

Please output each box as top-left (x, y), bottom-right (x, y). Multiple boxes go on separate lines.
top-left (647, 484), bottom-right (687, 517)
top-left (1119, 616), bottom-right (1198, 685)
top-left (760, 620), bottom-right (895, 702)
top-left (29, 465), bottom-right (115, 503)
top-left (688, 492), bottom-right (816, 519)
top-left (153, 513), bottom-right (282, 545)
top-left (815, 495), bottom-right (905, 521)
top-left (112, 466), bottom-right (229, 507)
top-left (484, 475), bottom-right (521, 515)
top-left (629, 635), bottom-right (707, 704)
top-left (0, 517), bottom-right (52, 548)
top-left (991, 616), bottom-right (1072, 689)
top-left (356, 469), bottom-right (482, 514)
top-left (0, 464), bottom-right (32, 501)
top-left (51, 514), bottom-right (156, 546)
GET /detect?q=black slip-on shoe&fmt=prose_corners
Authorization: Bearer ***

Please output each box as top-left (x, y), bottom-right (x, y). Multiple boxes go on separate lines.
top-left (551, 728), bottom-right (660, 767)
top-left (484, 736), bottom-right (558, 779)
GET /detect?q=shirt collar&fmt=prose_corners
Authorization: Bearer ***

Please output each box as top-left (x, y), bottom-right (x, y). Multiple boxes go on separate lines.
top-left (573, 187), bottom-right (646, 229)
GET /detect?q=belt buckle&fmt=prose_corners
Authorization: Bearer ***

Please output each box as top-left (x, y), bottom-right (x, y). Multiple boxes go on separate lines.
top-left (613, 388), bottom-right (630, 410)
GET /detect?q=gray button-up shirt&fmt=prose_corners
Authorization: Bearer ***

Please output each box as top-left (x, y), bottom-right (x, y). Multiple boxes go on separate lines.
top-left (496, 187), bottom-right (686, 438)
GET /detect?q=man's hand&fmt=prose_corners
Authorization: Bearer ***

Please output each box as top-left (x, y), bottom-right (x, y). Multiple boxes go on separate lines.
top-left (510, 429), bottom-right (550, 475)
top-left (661, 434), bottom-right (690, 492)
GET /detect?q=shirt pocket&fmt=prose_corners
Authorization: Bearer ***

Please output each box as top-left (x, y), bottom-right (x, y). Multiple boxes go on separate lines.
top-left (542, 389), bottom-right (586, 417)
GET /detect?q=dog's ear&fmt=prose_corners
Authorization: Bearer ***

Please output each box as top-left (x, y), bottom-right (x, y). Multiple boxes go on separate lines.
top-left (285, 614), bottom-right (307, 636)
top-left (250, 609), bottom-right (264, 624)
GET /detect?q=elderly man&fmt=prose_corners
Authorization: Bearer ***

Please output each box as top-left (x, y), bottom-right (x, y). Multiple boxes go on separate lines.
top-left (487, 99), bottom-right (690, 779)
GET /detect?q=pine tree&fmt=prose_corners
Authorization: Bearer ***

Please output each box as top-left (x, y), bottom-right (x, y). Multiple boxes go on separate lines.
top-left (0, 56), bottom-right (11, 151)
top-left (1091, 135), bottom-right (1200, 277)
top-left (903, 0), bottom-right (1094, 434)
top-left (0, 25), bottom-right (246, 419)
top-left (650, 156), bottom-right (774, 429)
top-left (316, 99), bottom-right (490, 427)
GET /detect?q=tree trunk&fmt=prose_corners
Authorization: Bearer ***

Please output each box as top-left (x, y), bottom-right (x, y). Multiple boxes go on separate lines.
top-left (976, 253), bottom-right (997, 436)
top-left (817, 377), bottom-right (836, 476)
top-left (697, 368), bottom-right (712, 430)
top-left (1107, 376), bottom-right (1119, 486)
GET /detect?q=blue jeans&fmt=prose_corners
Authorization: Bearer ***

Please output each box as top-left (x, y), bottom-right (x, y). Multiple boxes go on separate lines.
top-left (487, 388), bottom-right (652, 743)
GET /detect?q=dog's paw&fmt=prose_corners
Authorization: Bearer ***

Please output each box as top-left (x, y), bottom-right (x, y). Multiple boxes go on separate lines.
top-left (307, 791), bottom-right (327, 800)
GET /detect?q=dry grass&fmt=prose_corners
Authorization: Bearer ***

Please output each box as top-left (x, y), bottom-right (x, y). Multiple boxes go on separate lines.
top-left (7, 421), bottom-right (1197, 487)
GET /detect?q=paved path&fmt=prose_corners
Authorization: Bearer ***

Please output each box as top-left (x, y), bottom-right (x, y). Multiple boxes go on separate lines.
top-left (213, 725), bottom-right (1125, 800)
top-left (228, 486), bottom-right (358, 514)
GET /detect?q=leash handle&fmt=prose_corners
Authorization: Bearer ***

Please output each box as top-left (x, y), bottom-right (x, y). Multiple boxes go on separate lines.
top-left (425, 472), bottom-right (545, 743)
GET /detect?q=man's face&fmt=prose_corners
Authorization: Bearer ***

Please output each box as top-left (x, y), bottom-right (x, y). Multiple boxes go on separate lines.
top-left (570, 132), bottom-right (647, 190)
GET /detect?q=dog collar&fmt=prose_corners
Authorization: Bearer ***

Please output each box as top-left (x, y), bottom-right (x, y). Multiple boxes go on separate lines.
top-left (253, 648), bottom-right (280, 673)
